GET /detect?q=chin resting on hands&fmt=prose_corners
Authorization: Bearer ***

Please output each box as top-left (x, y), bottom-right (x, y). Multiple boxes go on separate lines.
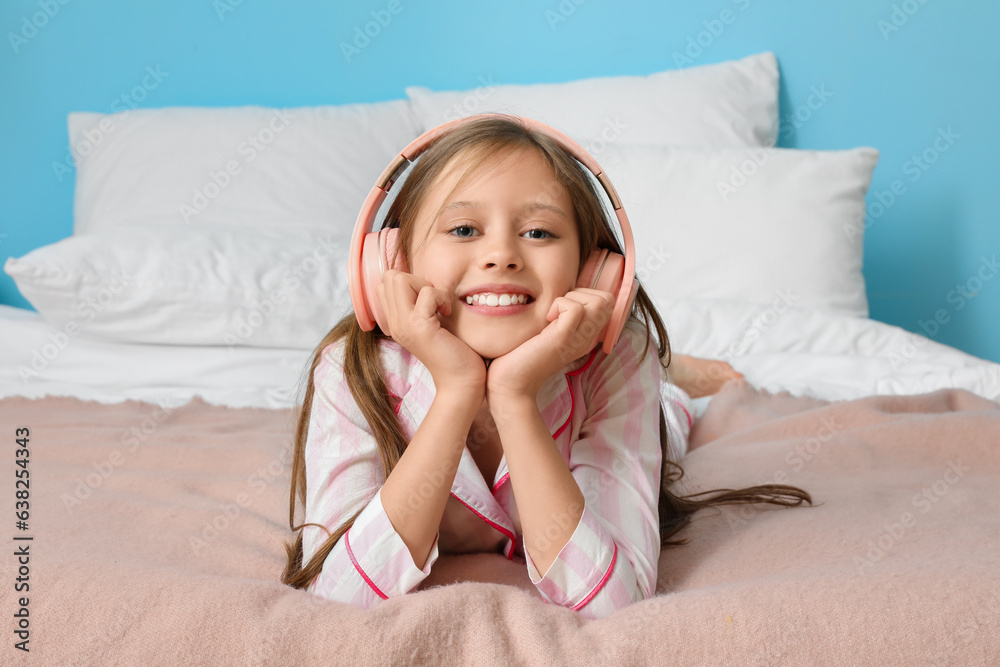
top-left (486, 287), bottom-right (614, 400)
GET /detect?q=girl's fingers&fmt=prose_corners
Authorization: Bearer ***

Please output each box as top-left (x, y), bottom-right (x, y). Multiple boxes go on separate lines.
top-left (414, 285), bottom-right (452, 319)
top-left (546, 296), bottom-right (584, 329)
top-left (545, 290), bottom-right (615, 356)
top-left (384, 270), bottom-right (417, 314)
top-left (555, 289), bottom-right (613, 325)
top-left (383, 271), bottom-right (453, 337)
top-left (547, 289), bottom-right (608, 320)
top-left (561, 288), bottom-right (615, 312)
top-left (435, 288), bottom-right (453, 317)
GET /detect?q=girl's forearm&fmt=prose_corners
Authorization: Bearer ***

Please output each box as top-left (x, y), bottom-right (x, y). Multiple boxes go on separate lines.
top-left (489, 394), bottom-right (585, 577)
top-left (379, 390), bottom-right (481, 570)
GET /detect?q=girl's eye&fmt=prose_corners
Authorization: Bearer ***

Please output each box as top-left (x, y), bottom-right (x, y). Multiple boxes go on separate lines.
top-left (447, 225), bottom-right (476, 238)
top-left (523, 229), bottom-right (552, 240)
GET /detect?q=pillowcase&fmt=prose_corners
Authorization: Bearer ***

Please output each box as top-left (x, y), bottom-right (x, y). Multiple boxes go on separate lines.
top-left (68, 101), bottom-right (423, 235)
top-left (597, 143), bottom-right (880, 318)
top-left (4, 224), bottom-right (354, 349)
top-left (406, 52), bottom-right (779, 149)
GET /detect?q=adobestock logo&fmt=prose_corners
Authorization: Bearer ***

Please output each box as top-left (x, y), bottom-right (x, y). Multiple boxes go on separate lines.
top-left (7, 0), bottom-right (72, 54)
top-left (777, 85), bottom-right (834, 143)
top-left (715, 147), bottom-right (774, 201)
top-left (339, 0), bottom-right (404, 63)
top-left (221, 230), bottom-right (345, 350)
top-left (920, 254), bottom-right (999, 337)
top-left (713, 287), bottom-right (799, 368)
top-left (18, 268), bottom-right (134, 383)
top-left (60, 396), bottom-right (186, 512)
top-left (670, 0), bottom-right (753, 68)
top-left (440, 75), bottom-right (499, 123)
top-left (634, 245), bottom-right (673, 285)
top-left (52, 65), bottom-right (170, 183)
top-left (717, 84), bottom-right (833, 201)
top-left (190, 442), bottom-right (294, 556)
top-left (852, 459), bottom-right (967, 575)
top-left (877, 0), bottom-right (932, 40)
top-left (213, 0), bottom-right (247, 21)
top-left (582, 117), bottom-right (627, 161)
top-left (178, 109), bottom-right (295, 224)
top-left (878, 253), bottom-right (998, 380)
top-left (724, 413), bottom-right (840, 534)
top-left (544, 0), bottom-right (589, 31)
top-left (843, 126), bottom-right (959, 243)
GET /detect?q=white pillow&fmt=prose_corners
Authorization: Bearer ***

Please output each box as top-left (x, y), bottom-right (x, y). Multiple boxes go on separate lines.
top-left (598, 143), bottom-right (879, 318)
top-left (406, 52), bottom-right (779, 151)
top-left (4, 224), bottom-right (354, 349)
top-left (68, 101), bottom-right (423, 235)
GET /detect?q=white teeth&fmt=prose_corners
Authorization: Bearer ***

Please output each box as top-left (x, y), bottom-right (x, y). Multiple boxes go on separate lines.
top-left (465, 292), bottom-right (528, 307)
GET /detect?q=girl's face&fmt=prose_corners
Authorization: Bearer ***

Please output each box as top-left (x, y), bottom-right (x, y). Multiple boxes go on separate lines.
top-left (408, 147), bottom-right (581, 360)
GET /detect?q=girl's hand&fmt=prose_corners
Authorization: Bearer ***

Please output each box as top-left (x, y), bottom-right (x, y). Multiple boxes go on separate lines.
top-left (376, 269), bottom-right (487, 397)
top-left (486, 288), bottom-right (614, 401)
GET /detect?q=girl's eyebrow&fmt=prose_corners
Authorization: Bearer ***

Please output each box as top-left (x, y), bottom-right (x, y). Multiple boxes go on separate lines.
top-left (442, 200), bottom-right (482, 212)
top-left (441, 200), bottom-right (570, 221)
top-left (520, 201), bottom-right (570, 221)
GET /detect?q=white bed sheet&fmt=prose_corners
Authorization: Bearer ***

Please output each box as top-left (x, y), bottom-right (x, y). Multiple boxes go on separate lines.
top-left (2, 300), bottom-right (998, 417)
top-left (659, 297), bottom-right (1000, 402)
top-left (0, 305), bottom-right (312, 410)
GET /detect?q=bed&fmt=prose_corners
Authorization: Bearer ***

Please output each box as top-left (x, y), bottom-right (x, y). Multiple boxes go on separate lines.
top-left (4, 52), bottom-right (999, 664)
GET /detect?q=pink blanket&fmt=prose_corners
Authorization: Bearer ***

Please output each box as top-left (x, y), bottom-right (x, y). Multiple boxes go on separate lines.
top-left (3, 382), bottom-right (999, 664)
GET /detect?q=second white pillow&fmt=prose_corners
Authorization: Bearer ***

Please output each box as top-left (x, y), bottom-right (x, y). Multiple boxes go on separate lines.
top-left (598, 143), bottom-right (879, 318)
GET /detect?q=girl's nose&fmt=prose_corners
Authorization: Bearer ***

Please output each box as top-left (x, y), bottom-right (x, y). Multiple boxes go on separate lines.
top-left (482, 233), bottom-right (522, 270)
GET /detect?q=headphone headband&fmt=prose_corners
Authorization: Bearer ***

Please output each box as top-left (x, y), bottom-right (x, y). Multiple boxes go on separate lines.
top-left (347, 113), bottom-right (637, 354)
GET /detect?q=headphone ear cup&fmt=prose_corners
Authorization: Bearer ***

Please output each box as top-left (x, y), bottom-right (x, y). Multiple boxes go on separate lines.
top-left (381, 227), bottom-right (408, 273)
top-left (361, 228), bottom-right (408, 337)
top-left (359, 231), bottom-right (386, 334)
top-left (577, 248), bottom-right (623, 295)
top-left (578, 248), bottom-right (635, 351)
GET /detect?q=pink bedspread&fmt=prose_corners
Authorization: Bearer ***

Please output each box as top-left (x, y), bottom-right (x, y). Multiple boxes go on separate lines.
top-left (2, 382), bottom-right (998, 664)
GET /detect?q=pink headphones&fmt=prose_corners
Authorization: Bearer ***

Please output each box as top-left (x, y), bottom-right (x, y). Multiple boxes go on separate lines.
top-left (347, 113), bottom-right (638, 355)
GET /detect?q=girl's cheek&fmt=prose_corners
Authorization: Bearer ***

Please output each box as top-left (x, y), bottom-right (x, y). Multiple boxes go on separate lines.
top-left (436, 278), bottom-right (460, 297)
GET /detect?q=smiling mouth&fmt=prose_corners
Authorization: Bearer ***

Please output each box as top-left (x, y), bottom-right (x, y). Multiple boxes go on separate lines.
top-left (464, 292), bottom-right (534, 307)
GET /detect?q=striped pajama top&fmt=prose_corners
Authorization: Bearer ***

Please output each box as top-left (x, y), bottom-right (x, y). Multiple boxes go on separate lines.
top-left (301, 319), bottom-right (694, 620)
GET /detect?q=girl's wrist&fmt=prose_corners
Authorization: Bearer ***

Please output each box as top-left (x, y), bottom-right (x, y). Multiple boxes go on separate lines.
top-left (486, 369), bottom-right (549, 404)
top-left (430, 366), bottom-right (487, 400)
top-left (486, 392), bottom-right (543, 439)
top-left (486, 389), bottom-right (538, 418)
top-left (434, 383), bottom-right (485, 411)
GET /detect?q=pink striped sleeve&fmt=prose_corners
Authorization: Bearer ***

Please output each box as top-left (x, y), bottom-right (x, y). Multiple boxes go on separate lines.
top-left (661, 382), bottom-right (693, 462)
top-left (300, 342), bottom-right (439, 607)
top-left (523, 324), bottom-right (664, 619)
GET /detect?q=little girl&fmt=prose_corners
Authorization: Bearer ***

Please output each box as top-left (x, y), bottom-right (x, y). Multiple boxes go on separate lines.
top-left (281, 115), bottom-right (811, 619)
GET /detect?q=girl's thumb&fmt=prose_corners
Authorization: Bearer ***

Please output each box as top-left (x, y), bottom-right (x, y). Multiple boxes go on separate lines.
top-left (436, 289), bottom-right (453, 316)
top-left (546, 299), bottom-right (563, 322)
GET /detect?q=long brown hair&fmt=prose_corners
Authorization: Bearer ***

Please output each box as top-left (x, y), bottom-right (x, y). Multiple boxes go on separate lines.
top-left (281, 116), bottom-right (812, 589)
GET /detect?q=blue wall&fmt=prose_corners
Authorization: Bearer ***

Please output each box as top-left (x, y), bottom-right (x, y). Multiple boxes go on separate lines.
top-left (2, 0), bottom-right (998, 362)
